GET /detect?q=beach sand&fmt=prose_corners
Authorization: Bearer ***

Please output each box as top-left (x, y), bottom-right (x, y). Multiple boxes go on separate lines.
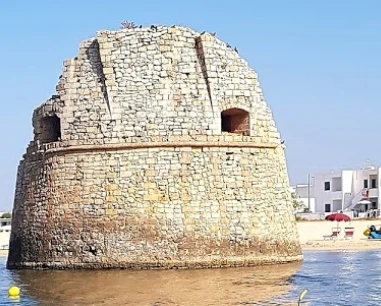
top-left (0, 250), bottom-right (8, 257)
top-left (301, 239), bottom-right (381, 252)
top-left (297, 219), bottom-right (381, 252)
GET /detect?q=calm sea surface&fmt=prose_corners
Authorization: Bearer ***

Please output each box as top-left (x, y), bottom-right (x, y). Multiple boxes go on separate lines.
top-left (1, 250), bottom-right (381, 305)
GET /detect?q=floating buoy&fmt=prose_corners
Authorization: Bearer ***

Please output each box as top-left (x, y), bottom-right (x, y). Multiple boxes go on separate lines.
top-left (8, 286), bottom-right (20, 297)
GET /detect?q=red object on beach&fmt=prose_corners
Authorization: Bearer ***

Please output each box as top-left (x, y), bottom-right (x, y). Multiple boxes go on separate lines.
top-left (325, 213), bottom-right (351, 222)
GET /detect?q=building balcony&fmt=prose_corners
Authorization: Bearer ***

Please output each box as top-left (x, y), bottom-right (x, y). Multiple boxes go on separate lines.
top-left (368, 188), bottom-right (378, 198)
top-left (331, 191), bottom-right (343, 200)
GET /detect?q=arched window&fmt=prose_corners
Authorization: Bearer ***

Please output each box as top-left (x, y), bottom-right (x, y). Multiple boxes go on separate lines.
top-left (221, 108), bottom-right (250, 136)
top-left (39, 115), bottom-right (61, 143)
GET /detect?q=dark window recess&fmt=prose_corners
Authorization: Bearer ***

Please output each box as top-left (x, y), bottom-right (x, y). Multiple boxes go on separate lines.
top-left (372, 201), bottom-right (377, 209)
top-left (364, 179), bottom-right (368, 189)
top-left (371, 179), bottom-right (377, 189)
top-left (324, 181), bottom-right (330, 191)
top-left (221, 108), bottom-right (250, 136)
top-left (325, 204), bottom-right (331, 212)
top-left (39, 115), bottom-right (61, 143)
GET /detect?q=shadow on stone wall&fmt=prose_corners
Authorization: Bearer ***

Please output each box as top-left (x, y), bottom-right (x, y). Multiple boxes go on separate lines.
top-left (85, 40), bottom-right (111, 114)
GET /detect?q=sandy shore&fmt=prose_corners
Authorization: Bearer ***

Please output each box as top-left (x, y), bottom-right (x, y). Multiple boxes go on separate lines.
top-left (0, 250), bottom-right (8, 257)
top-left (301, 239), bottom-right (381, 252)
top-left (297, 219), bottom-right (381, 252)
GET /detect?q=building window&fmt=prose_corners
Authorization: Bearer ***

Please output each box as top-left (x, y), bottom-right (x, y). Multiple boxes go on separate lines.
top-left (324, 181), bottom-right (330, 191)
top-left (39, 115), bottom-right (61, 143)
top-left (364, 179), bottom-right (368, 189)
top-left (371, 179), bottom-right (377, 189)
top-left (325, 204), bottom-right (331, 212)
top-left (372, 201), bottom-right (377, 209)
top-left (221, 108), bottom-right (250, 136)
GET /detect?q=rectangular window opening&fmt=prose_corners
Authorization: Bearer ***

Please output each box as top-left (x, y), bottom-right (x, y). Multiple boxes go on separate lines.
top-left (364, 179), bottom-right (368, 189)
top-left (324, 181), bottom-right (330, 191)
top-left (221, 108), bottom-right (250, 136)
top-left (371, 179), bottom-right (377, 189)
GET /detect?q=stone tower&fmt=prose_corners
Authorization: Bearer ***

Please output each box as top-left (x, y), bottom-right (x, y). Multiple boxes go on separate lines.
top-left (7, 25), bottom-right (302, 269)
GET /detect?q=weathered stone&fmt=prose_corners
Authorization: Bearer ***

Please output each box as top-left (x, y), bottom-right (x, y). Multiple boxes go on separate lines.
top-left (7, 25), bottom-right (302, 270)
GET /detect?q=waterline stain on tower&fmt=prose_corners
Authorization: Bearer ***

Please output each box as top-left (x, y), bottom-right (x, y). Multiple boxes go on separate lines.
top-left (7, 25), bottom-right (302, 270)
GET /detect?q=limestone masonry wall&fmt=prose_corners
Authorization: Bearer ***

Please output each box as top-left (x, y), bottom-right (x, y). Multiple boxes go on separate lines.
top-left (8, 25), bottom-right (302, 269)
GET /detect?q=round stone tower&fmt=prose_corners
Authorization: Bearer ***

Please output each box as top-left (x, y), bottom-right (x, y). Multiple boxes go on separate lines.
top-left (7, 25), bottom-right (302, 269)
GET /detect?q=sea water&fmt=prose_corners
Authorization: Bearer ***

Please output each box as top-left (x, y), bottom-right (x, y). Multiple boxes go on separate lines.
top-left (1, 251), bottom-right (381, 305)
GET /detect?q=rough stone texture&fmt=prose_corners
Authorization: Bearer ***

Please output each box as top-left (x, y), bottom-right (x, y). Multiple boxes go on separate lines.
top-left (7, 25), bottom-right (302, 269)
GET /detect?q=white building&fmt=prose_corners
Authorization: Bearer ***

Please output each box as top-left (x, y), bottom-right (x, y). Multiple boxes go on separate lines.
top-left (0, 218), bottom-right (11, 227)
top-left (290, 185), bottom-right (316, 213)
top-left (300, 164), bottom-right (381, 215)
top-left (0, 217), bottom-right (11, 249)
top-left (0, 225), bottom-right (10, 249)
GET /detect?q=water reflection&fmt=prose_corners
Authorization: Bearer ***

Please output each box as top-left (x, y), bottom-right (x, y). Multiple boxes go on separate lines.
top-left (7, 251), bottom-right (381, 305)
top-left (14, 262), bottom-right (302, 306)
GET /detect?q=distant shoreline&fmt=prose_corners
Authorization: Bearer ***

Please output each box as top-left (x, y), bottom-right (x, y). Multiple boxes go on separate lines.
top-left (297, 219), bottom-right (381, 252)
top-left (0, 250), bottom-right (8, 257)
top-left (301, 239), bottom-right (381, 252)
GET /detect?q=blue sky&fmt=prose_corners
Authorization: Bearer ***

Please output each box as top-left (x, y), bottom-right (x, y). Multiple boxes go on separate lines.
top-left (1, 1), bottom-right (381, 210)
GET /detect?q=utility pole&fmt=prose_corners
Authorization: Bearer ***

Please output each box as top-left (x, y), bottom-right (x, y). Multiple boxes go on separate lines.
top-left (307, 173), bottom-right (311, 211)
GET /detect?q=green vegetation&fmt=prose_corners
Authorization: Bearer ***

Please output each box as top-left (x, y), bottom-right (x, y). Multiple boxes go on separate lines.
top-left (291, 193), bottom-right (304, 211)
top-left (1, 212), bottom-right (11, 218)
top-left (292, 194), bottom-right (311, 213)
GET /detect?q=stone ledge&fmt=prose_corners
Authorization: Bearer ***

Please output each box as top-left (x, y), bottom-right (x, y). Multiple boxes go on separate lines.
top-left (43, 141), bottom-right (279, 155)
top-left (7, 254), bottom-right (303, 270)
